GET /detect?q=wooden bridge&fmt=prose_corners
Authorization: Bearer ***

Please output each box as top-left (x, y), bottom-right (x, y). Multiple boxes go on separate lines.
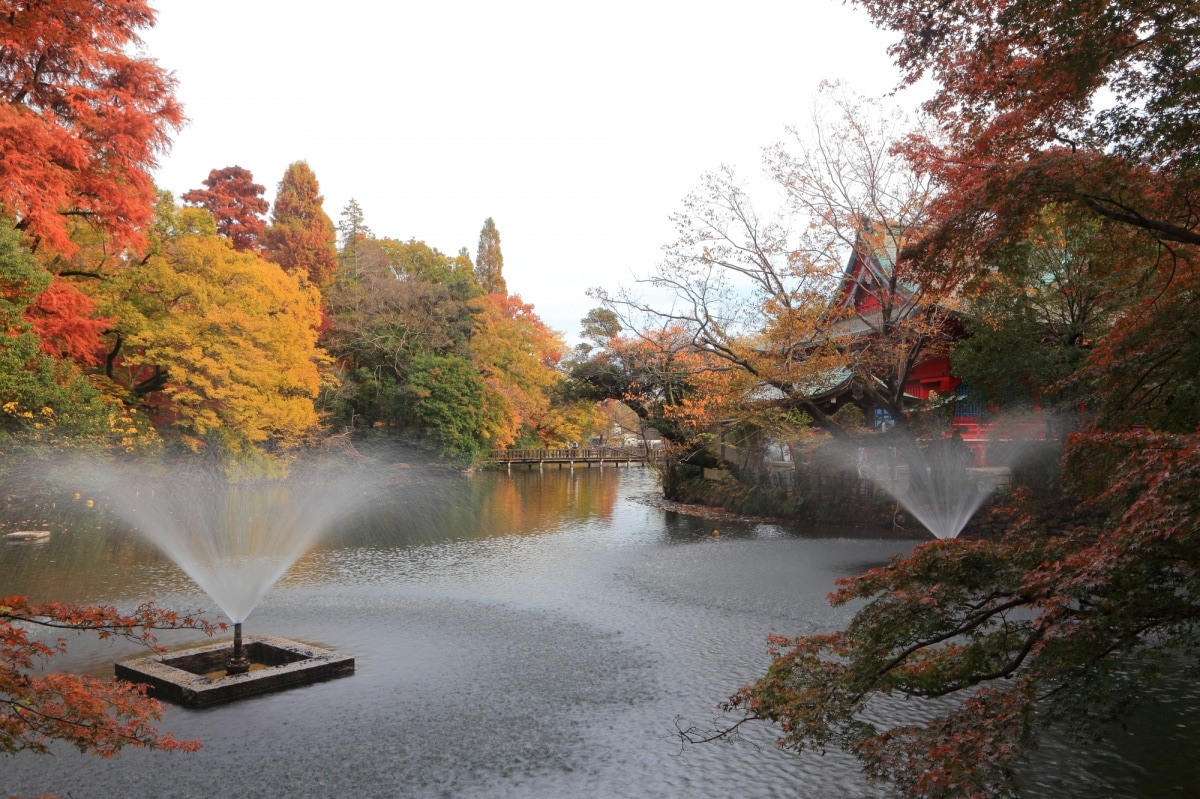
top-left (488, 447), bottom-right (659, 470)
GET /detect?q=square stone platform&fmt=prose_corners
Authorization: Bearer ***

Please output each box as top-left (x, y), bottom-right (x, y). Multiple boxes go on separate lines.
top-left (115, 635), bottom-right (354, 708)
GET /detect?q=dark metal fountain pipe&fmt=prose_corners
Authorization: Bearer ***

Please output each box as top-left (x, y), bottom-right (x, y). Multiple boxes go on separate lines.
top-left (226, 622), bottom-right (250, 674)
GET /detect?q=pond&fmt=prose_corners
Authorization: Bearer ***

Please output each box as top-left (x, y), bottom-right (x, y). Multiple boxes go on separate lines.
top-left (2, 466), bottom-right (1195, 798)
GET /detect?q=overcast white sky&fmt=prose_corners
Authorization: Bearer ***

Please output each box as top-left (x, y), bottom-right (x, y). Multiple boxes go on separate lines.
top-left (142, 0), bottom-right (913, 344)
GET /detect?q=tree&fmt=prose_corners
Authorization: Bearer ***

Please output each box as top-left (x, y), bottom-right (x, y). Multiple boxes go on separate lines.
top-left (691, 4), bottom-right (1200, 795)
top-left (23, 277), bottom-right (110, 366)
top-left (2, 595), bottom-right (218, 759)
top-left (573, 324), bottom-right (696, 441)
top-left (468, 293), bottom-right (566, 448)
top-left (405, 353), bottom-right (489, 461)
top-left (1084, 266), bottom-right (1200, 433)
top-left (474, 217), bottom-right (507, 294)
top-left (854, 0), bottom-right (1200, 259)
top-left (592, 398), bottom-right (642, 448)
top-left (843, 2), bottom-right (1200, 428)
top-left (0, 0), bottom-right (183, 255)
top-left (580, 307), bottom-right (622, 347)
top-left (336, 198), bottom-right (372, 276)
top-left (0, 223), bottom-right (140, 457)
top-left (100, 207), bottom-right (325, 453)
top-left (181, 166), bottom-right (269, 252)
top-left (527, 380), bottom-right (605, 448)
top-left (594, 85), bottom-right (951, 439)
top-left (851, 0), bottom-right (1200, 434)
top-left (321, 236), bottom-right (483, 444)
top-left (262, 161), bottom-right (338, 287)
top-left (324, 238), bottom-right (477, 367)
top-left (949, 205), bottom-right (1139, 429)
top-left (572, 323), bottom-right (754, 496)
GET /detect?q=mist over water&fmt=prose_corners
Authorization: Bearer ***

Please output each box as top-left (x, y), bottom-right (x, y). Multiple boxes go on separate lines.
top-left (71, 458), bottom-right (384, 624)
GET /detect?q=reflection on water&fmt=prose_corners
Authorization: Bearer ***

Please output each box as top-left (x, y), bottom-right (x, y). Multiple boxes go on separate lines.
top-left (1, 465), bottom-right (1196, 798)
top-left (1, 467), bottom-right (624, 606)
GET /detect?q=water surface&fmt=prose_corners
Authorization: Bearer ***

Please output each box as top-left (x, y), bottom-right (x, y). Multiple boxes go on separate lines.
top-left (1, 466), bottom-right (1195, 798)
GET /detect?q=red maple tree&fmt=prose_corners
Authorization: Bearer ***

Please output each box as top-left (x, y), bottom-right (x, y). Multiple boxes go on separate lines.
top-left (0, 0), bottom-right (184, 255)
top-left (1, 596), bottom-right (221, 758)
top-left (182, 166), bottom-right (269, 252)
top-left (854, 0), bottom-right (1200, 268)
top-left (23, 278), bottom-right (110, 365)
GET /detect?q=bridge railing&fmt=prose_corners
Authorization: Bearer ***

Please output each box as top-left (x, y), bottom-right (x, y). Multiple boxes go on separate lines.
top-left (488, 447), bottom-right (659, 462)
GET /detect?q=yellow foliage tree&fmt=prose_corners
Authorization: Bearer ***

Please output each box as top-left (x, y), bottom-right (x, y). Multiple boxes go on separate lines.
top-left (469, 293), bottom-right (567, 448)
top-left (100, 208), bottom-right (325, 452)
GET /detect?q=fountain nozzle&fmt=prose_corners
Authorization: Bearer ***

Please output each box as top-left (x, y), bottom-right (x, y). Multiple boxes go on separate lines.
top-left (226, 622), bottom-right (251, 674)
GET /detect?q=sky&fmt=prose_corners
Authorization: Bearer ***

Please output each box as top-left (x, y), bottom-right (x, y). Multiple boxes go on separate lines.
top-left (141, 0), bottom-right (914, 345)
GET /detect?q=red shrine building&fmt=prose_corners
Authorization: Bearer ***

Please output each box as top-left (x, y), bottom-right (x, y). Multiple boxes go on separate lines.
top-left (798, 227), bottom-right (1048, 465)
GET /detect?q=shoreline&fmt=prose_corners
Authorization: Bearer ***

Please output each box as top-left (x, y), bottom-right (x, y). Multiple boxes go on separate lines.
top-left (628, 491), bottom-right (937, 539)
top-left (627, 492), bottom-right (797, 527)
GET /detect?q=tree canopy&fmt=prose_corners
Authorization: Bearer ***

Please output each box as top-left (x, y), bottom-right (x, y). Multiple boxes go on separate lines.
top-left (470, 292), bottom-right (566, 448)
top-left (857, 0), bottom-right (1200, 260)
top-left (0, 0), bottom-right (183, 255)
top-left (5, 0), bottom-right (1199, 791)
top-left (670, 3), bottom-right (1200, 796)
top-left (181, 166), bottom-right (269, 252)
top-left (592, 85), bottom-right (952, 440)
top-left (0, 224), bottom-right (125, 453)
top-left (262, 161), bottom-right (338, 287)
top-left (700, 430), bottom-right (1200, 798)
top-left (852, 0), bottom-right (1200, 437)
top-left (99, 207), bottom-right (325, 452)
top-left (1, 596), bottom-right (219, 757)
top-left (474, 217), bottom-right (507, 294)
top-left (320, 221), bottom-right (580, 459)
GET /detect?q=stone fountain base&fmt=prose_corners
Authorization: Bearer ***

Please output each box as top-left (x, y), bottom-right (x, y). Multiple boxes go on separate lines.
top-left (115, 635), bottom-right (354, 708)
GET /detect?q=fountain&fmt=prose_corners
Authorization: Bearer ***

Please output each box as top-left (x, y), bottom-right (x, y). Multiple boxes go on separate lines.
top-left (855, 432), bottom-right (1001, 539)
top-left (77, 458), bottom-right (374, 706)
top-left (113, 633), bottom-right (354, 707)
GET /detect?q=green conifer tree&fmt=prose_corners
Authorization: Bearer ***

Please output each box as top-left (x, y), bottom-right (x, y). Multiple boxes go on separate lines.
top-left (336, 198), bottom-right (372, 278)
